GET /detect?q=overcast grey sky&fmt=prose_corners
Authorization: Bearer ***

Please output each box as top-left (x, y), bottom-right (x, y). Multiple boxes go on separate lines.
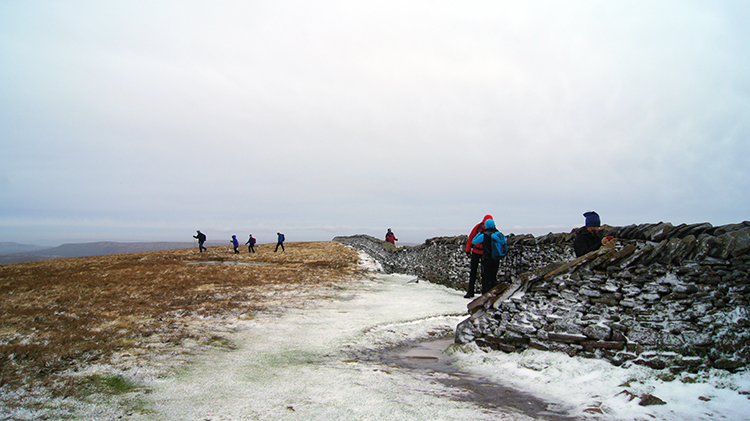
top-left (1, 1), bottom-right (748, 246)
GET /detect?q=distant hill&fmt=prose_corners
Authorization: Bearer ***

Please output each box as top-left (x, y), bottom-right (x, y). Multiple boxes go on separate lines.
top-left (0, 241), bottom-right (225, 265)
top-left (0, 242), bottom-right (48, 254)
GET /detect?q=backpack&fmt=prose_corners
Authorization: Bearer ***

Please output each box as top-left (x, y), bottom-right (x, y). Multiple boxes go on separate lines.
top-left (492, 232), bottom-right (508, 259)
top-left (251, 238), bottom-right (256, 245)
top-left (280, 234), bottom-right (285, 242)
top-left (483, 229), bottom-right (508, 260)
top-left (471, 223), bottom-right (486, 252)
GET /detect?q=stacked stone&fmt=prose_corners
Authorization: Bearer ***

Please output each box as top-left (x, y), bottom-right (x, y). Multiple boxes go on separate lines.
top-left (335, 221), bottom-right (750, 372)
top-left (456, 221), bottom-right (750, 373)
top-left (334, 233), bottom-right (575, 290)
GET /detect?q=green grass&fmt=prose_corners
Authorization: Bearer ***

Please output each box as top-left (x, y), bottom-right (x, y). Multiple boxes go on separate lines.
top-left (77, 374), bottom-right (140, 396)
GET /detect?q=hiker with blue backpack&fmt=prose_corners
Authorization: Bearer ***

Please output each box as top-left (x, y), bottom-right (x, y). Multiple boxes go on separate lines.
top-left (464, 214), bottom-right (494, 298)
top-left (275, 232), bottom-right (285, 252)
top-left (471, 218), bottom-right (508, 295)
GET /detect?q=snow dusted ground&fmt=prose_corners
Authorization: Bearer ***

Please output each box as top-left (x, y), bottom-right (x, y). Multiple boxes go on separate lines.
top-left (58, 252), bottom-right (750, 420)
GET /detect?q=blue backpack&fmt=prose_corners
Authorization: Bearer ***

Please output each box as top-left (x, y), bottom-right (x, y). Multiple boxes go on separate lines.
top-left (489, 232), bottom-right (508, 260)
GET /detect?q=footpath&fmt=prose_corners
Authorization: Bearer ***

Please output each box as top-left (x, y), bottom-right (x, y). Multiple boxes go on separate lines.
top-left (126, 259), bottom-right (549, 420)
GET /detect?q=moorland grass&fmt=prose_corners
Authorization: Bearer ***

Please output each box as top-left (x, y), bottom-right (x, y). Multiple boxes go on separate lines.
top-left (0, 241), bottom-right (360, 399)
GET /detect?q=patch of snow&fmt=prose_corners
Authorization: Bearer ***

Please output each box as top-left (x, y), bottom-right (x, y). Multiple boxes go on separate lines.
top-left (449, 345), bottom-right (750, 420)
top-left (356, 250), bottom-right (383, 272)
top-left (127, 271), bottom-right (531, 420)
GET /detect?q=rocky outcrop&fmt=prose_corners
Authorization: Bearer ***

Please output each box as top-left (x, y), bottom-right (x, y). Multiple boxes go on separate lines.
top-left (335, 221), bottom-right (750, 373)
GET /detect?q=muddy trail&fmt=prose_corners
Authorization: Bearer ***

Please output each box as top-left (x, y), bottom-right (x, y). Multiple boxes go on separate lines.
top-left (383, 338), bottom-right (576, 420)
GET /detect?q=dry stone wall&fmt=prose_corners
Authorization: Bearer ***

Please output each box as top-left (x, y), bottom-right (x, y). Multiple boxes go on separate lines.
top-left (333, 233), bottom-right (574, 290)
top-left (335, 220), bottom-right (750, 373)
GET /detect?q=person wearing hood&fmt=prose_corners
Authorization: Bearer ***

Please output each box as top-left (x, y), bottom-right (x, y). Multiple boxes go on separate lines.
top-left (471, 218), bottom-right (506, 295)
top-left (573, 211), bottom-right (614, 257)
top-left (231, 235), bottom-right (240, 254)
top-left (464, 214), bottom-right (493, 298)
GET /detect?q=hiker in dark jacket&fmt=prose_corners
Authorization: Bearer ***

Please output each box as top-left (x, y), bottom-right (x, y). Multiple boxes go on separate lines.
top-left (464, 214), bottom-right (493, 298)
top-left (275, 232), bottom-right (285, 252)
top-left (245, 234), bottom-right (256, 253)
top-left (471, 218), bottom-right (505, 295)
top-left (231, 235), bottom-right (240, 254)
top-left (573, 211), bottom-right (614, 257)
top-left (193, 230), bottom-right (207, 252)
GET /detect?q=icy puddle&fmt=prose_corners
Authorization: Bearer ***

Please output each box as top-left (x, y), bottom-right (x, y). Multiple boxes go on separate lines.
top-left (128, 270), bottom-right (570, 420)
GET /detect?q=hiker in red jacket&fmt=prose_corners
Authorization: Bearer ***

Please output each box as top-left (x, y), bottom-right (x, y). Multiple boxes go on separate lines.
top-left (464, 214), bottom-right (493, 298)
top-left (385, 228), bottom-right (398, 245)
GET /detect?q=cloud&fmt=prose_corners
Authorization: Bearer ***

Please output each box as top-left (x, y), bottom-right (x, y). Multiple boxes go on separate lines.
top-left (1, 0), bottom-right (749, 245)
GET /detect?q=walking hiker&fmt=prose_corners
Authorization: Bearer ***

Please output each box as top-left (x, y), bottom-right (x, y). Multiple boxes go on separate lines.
top-left (193, 230), bottom-right (207, 252)
top-left (471, 218), bottom-right (507, 295)
top-left (385, 228), bottom-right (398, 245)
top-left (274, 232), bottom-right (285, 252)
top-left (464, 214), bottom-right (493, 298)
top-left (246, 234), bottom-right (256, 253)
top-left (573, 211), bottom-right (614, 257)
top-left (231, 235), bottom-right (240, 254)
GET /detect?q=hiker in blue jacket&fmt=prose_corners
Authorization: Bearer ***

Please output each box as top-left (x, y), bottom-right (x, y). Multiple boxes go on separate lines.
top-left (471, 218), bottom-right (507, 294)
top-left (274, 232), bottom-right (285, 252)
top-left (231, 235), bottom-right (240, 254)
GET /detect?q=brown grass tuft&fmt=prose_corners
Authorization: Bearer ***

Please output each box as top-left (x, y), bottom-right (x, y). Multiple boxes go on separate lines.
top-left (0, 241), bottom-right (360, 398)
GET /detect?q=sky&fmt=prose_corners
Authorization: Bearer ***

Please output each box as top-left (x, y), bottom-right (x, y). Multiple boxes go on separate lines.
top-left (1, 1), bottom-right (749, 246)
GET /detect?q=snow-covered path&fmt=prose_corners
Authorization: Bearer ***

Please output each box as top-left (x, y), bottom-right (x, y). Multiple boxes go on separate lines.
top-left (130, 267), bottom-right (541, 420)
top-left (126, 255), bottom-right (750, 421)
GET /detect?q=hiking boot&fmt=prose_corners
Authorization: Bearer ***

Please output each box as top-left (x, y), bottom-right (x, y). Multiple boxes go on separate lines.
top-left (464, 293), bottom-right (474, 299)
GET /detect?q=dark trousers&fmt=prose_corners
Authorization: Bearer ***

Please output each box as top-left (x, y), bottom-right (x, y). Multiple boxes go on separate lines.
top-left (198, 242), bottom-right (206, 252)
top-left (248, 245), bottom-right (255, 253)
top-left (233, 246), bottom-right (239, 254)
top-left (467, 252), bottom-right (481, 295)
top-left (481, 257), bottom-right (499, 295)
top-left (275, 242), bottom-right (284, 252)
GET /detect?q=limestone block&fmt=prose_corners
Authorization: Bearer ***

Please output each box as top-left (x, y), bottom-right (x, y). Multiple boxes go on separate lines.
top-left (529, 339), bottom-right (550, 351)
top-left (730, 230), bottom-right (750, 257)
top-left (681, 331), bottom-right (712, 347)
top-left (628, 327), bottom-right (659, 346)
top-left (502, 330), bottom-right (528, 345)
top-left (579, 287), bottom-right (601, 298)
top-left (507, 323), bottom-right (537, 335)
top-left (583, 324), bottom-right (612, 341)
top-left (646, 222), bottom-right (675, 242)
top-left (581, 340), bottom-right (625, 351)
